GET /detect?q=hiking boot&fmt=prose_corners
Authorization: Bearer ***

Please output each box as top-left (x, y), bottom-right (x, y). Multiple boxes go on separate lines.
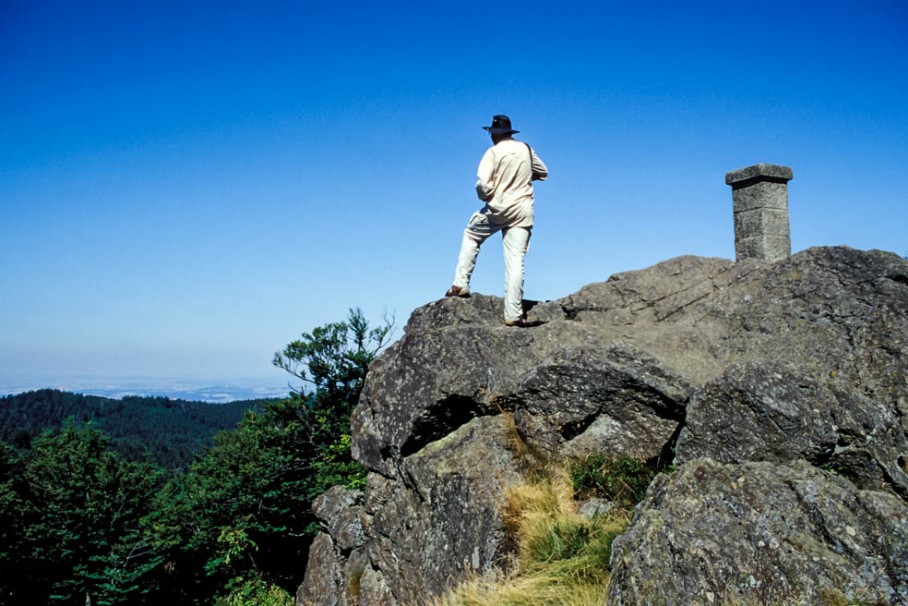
top-left (445, 285), bottom-right (470, 298)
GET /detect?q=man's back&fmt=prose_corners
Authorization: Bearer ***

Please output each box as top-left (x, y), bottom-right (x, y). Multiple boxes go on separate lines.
top-left (476, 139), bottom-right (548, 227)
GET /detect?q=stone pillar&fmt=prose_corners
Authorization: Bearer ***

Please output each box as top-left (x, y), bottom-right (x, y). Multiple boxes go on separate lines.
top-left (726, 163), bottom-right (793, 262)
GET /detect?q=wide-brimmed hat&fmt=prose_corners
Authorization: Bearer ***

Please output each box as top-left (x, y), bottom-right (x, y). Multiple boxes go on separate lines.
top-left (483, 115), bottom-right (519, 135)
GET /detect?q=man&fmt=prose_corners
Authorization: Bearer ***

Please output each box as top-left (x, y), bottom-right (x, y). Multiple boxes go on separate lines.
top-left (445, 115), bottom-right (548, 327)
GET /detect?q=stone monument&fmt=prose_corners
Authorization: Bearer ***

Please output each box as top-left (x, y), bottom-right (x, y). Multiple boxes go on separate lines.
top-left (726, 163), bottom-right (793, 262)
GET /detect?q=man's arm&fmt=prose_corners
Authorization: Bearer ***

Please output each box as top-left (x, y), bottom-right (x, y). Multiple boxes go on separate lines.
top-left (475, 148), bottom-right (496, 201)
top-left (531, 149), bottom-right (548, 182)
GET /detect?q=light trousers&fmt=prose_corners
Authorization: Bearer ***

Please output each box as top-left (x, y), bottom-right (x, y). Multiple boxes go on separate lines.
top-left (453, 210), bottom-right (532, 322)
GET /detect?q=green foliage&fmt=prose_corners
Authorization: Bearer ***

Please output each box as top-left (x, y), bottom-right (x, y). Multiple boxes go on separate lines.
top-left (569, 454), bottom-right (658, 508)
top-left (273, 307), bottom-right (392, 401)
top-left (148, 399), bottom-right (324, 598)
top-left (214, 573), bottom-right (294, 606)
top-left (148, 308), bottom-right (392, 603)
top-left (1, 423), bottom-right (162, 605)
top-left (0, 441), bottom-right (22, 568)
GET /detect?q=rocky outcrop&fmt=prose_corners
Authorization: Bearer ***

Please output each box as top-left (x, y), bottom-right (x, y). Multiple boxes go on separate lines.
top-left (296, 247), bottom-right (908, 606)
top-left (675, 362), bottom-right (908, 497)
top-left (609, 458), bottom-right (908, 605)
top-left (297, 416), bottom-right (524, 606)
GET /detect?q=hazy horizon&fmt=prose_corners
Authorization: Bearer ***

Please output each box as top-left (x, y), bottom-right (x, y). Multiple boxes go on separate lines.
top-left (0, 377), bottom-right (290, 404)
top-left (0, 374), bottom-right (293, 403)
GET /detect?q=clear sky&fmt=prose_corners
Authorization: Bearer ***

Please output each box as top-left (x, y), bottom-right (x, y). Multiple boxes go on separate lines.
top-left (2, 0), bottom-right (906, 399)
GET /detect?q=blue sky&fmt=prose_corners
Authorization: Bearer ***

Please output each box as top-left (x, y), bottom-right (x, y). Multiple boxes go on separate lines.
top-left (1, 0), bottom-right (906, 399)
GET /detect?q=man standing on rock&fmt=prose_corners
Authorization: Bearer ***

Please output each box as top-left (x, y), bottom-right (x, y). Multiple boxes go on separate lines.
top-left (445, 115), bottom-right (548, 327)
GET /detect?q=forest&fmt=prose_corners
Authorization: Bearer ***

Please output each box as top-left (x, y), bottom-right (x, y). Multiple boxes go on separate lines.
top-left (0, 308), bottom-right (391, 606)
top-left (0, 390), bottom-right (267, 470)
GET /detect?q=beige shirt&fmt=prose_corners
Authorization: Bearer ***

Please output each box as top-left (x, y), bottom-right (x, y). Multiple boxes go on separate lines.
top-left (475, 138), bottom-right (548, 228)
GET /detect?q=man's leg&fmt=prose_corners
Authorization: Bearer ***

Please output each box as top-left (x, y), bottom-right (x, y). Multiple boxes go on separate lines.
top-left (502, 225), bottom-right (531, 322)
top-left (452, 211), bottom-right (497, 292)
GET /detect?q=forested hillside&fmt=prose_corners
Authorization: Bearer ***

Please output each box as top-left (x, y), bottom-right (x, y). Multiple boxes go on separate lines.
top-left (0, 389), bottom-right (267, 469)
top-left (0, 309), bottom-right (391, 606)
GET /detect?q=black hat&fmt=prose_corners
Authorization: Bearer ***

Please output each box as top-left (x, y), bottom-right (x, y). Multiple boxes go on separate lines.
top-left (483, 115), bottom-right (519, 135)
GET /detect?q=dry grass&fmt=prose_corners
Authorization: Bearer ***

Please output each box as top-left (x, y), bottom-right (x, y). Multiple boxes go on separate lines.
top-left (429, 572), bottom-right (609, 606)
top-left (425, 470), bottom-right (630, 606)
top-left (498, 409), bottom-right (546, 475)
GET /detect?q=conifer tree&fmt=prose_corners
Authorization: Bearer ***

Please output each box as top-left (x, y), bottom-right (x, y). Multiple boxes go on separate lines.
top-left (149, 308), bottom-right (392, 603)
top-left (4, 424), bottom-right (160, 605)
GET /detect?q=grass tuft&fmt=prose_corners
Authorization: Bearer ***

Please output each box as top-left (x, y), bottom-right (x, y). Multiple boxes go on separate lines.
top-left (426, 469), bottom-right (631, 606)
